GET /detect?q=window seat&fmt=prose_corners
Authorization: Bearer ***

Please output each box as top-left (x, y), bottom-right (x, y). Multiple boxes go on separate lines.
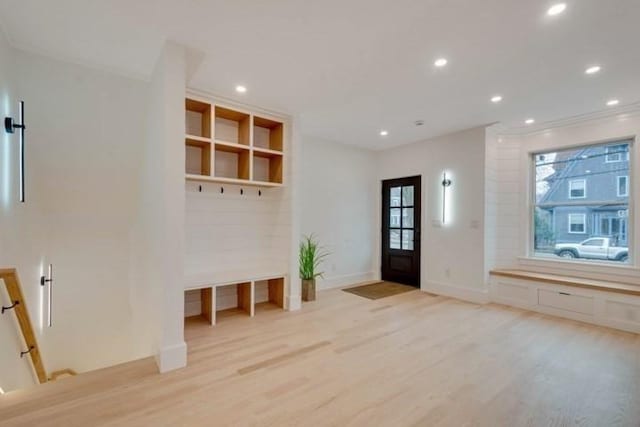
top-left (489, 269), bottom-right (640, 297)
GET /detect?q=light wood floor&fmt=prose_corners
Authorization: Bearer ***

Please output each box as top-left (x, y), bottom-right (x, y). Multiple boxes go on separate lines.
top-left (1, 288), bottom-right (639, 426)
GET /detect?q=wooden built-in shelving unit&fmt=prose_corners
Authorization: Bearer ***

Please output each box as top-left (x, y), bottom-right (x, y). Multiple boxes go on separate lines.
top-left (185, 276), bottom-right (285, 326)
top-left (185, 97), bottom-right (285, 187)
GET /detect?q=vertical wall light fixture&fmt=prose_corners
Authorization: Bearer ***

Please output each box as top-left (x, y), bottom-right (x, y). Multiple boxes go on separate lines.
top-left (40, 264), bottom-right (53, 327)
top-left (4, 101), bottom-right (26, 202)
top-left (441, 172), bottom-right (452, 224)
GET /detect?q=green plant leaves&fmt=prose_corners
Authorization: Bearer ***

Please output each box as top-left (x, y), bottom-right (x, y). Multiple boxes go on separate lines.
top-left (299, 234), bottom-right (329, 280)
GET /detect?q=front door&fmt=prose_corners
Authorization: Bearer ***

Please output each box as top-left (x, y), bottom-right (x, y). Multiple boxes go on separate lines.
top-left (381, 176), bottom-right (421, 287)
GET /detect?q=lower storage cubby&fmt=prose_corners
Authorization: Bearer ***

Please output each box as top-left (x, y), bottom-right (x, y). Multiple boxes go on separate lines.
top-left (184, 287), bottom-right (213, 325)
top-left (215, 282), bottom-right (252, 323)
top-left (254, 278), bottom-right (284, 314)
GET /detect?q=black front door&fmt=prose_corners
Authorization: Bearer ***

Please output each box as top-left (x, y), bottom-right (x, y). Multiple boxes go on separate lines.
top-left (381, 176), bottom-right (421, 287)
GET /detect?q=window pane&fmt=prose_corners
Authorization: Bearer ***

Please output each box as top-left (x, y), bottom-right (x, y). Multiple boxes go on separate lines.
top-left (390, 208), bottom-right (401, 227)
top-left (618, 176), bottom-right (628, 197)
top-left (390, 230), bottom-right (401, 249)
top-left (390, 187), bottom-right (401, 207)
top-left (402, 230), bottom-right (414, 250)
top-left (402, 208), bottom-right (414, 228)
top-left (402, 186), bottom-right (414, 206)
top-left (534, 140), bottom-right (631, 264)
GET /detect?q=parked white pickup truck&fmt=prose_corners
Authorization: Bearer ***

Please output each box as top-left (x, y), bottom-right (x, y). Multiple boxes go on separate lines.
top-left (554, 237), bottom-right (628, 262)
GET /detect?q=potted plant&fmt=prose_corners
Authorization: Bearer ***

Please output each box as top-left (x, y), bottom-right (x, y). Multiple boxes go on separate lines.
top-left (299, 234), bottom-right (328, 301)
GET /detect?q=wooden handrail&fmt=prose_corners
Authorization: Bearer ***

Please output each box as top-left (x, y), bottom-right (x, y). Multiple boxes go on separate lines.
top-left (0, 268), bottom-right (48, 383)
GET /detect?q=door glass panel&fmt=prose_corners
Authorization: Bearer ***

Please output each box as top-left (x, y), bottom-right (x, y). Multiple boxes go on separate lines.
top-left (390, 230), bottom-right (401, 249)
top-left (390, 208), bottom-right (401, 227)
top-left (390, 187), bottom-right (401, 207)
top-left (402, 230), bottom-right (414, 250)
top-left (402, 208), bottom-right (414, 228)
top-left (402, 186), bottom-right (414, 207)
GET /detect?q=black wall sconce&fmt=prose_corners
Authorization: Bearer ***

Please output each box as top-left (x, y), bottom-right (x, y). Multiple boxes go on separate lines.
top-left (441, 172), bottom-right (452, 224)
top-left (40, 263), bottom-right (53, 327)
top-left (5, 101), bottom-right (26, 202)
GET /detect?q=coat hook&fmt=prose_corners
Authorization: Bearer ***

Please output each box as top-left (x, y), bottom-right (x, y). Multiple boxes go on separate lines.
top-left (1, 300), bottom-right (19, 314)
top-left (240, 188), bottom-right (244, 195)
top-left (220, 187), bottom-right (224, 194)
top-left (198, 185), bottom-right (202, 192)
top-left (258, 190), bottom-right (262, 196)
top-left (20, 345), bottom-right (34, 358)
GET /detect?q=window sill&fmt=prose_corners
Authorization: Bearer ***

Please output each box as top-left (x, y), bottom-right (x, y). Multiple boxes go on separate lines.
top-left (518, 256), bottom-right (640, 280)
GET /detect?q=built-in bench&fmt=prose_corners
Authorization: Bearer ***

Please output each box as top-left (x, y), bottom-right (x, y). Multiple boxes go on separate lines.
top-left (184, 271), bottom-right (287, 326)
top-left (489, 269), bottom-right (640, 333)
top-left (490, 269), bottom-right (640, 297)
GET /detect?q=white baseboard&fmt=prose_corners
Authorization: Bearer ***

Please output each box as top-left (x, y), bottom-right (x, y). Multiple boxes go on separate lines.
top-left (156, 341), bottom-right (187, 373)
top-left (424, 280), bottom-right (490, 304)
top-left (317, 271), bottom-right (376, 290)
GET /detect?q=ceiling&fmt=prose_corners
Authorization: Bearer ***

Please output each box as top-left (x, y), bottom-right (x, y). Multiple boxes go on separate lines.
top-left (1, 0), bottom-right (639, 149)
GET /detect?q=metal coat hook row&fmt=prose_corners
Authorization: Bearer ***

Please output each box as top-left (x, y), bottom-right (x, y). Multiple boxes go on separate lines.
top-left (20, 345), bottom-right (34, 358)
top-left (1, 300), bottom-right (19, 314)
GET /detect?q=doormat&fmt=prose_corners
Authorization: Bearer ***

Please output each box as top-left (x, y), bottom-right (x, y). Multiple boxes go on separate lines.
top-left (342, 281), bottom-right (417, 300)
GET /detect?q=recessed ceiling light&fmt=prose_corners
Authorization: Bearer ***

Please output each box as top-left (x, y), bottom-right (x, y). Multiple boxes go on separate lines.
top-left (525, 118), bottom-right (535, 125)
top-left (434, 58), bottom-right (448, 67)
top-left (607, 99), bottom-right (620, 106)
top-left (585, 65), bottom-right (601, 75)
top-left (547, 3), bottom-right (567, 16)
top-left (235, 85), bottom-right (247, 93)
top-left (380, 130), bottom-right (388, 136)
top-left (491, 95), bottom-right (503, 103)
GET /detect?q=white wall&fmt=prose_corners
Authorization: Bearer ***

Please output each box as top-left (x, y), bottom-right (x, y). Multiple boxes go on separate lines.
top-left (300, 136), bottom-right (377, 289)
top-left (0, 43), bottom-right (152, 390)
top-left (0, 28), bottom-right (38, 393)
top-left (375, 127), bottom-right (488, 302)
top-left (130, 42), bottom-right (187, 373)
top-left (489, 112), bottom-right (640, 284)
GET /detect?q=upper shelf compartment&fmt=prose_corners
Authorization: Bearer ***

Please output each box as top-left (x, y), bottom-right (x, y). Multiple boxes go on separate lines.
top-left (253, 116), bottom-right (283, 152)
top-left (185, 98), bottom-right (212, 139)
top-left (215, 106), bottom-right (250, 146)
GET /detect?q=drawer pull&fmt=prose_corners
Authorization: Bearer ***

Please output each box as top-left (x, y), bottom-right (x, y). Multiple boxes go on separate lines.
top-left (559, 292), bottom-right (571, 296)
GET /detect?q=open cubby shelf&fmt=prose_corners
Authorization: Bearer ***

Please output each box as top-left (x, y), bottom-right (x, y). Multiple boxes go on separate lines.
top-left (215, 106), bottom-right (250, 146)
top-left (184, 277), bottom-right (285, 327)
top-left (253, 116), bottom-right (284, 152)
top-left (185, 137), bottom-right (211, 176)
top-left (185, 97), bottom-right (286, 187)
top-left (185, 98), bottom-right (212, 139)
top-left (253, 152), bottom-right (283, 185)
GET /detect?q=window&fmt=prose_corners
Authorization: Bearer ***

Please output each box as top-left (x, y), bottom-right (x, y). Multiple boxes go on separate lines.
top-left (605, 144), bottom-right (629, 162)
top-left (568, 214), bottom-right (586, 234)
top-left (582, 238), bottom-right (604, 247)
top-left (533, 139), bottom-right (632, 264)
top-left (568, 179), bottom-right (586, 199)
top-left (618, 176), bottom-right (628, 197)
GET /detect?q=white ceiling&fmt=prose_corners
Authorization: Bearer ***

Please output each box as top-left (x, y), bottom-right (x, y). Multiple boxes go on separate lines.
top-left (1, 0), bottom-right (639, 149)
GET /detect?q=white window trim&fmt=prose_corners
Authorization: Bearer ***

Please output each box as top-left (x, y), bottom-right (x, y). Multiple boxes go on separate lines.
top-left (568, 179), bottom-right (586, 199)
top-left (568, 213), bottom-right (587, 234)
top-left (617, 175), bottom-right (629, 197)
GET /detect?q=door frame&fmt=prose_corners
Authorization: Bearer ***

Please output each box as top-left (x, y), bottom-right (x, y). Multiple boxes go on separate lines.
top-left (380, 175), bottom-right (422, 287)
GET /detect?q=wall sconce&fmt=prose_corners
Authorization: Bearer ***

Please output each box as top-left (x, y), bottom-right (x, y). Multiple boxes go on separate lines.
top-left (441, 172), bottom-right (452, 224)
top-left (40, 263), bottom-right (53, 327)
top-left (4, 101), bottom-right (26, 202)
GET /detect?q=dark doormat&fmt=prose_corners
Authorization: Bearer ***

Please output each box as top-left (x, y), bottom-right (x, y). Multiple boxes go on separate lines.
top-left (342, 281), bottom-right (417, 300)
